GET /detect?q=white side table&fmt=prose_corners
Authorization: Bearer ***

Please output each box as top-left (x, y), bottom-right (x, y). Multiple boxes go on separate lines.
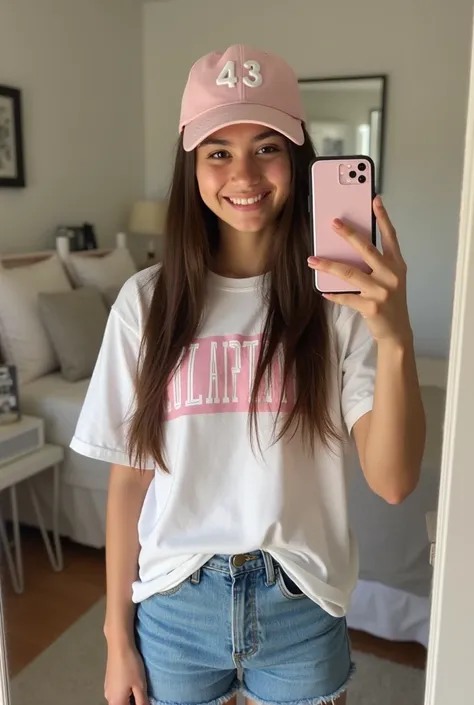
top-left (0, 443), bottom-right (64, 594)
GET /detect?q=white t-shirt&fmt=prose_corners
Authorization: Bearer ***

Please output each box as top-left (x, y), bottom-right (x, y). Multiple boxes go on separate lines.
top-left (71, 266), bottom-right (376, 617)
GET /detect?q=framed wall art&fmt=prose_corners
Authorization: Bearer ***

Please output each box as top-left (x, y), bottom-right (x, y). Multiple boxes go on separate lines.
top-left (0, 85), bottom-right (26, 188)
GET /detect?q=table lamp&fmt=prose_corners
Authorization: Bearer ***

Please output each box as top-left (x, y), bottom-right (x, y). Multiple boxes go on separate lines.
top-left (128, 200), bottom-right (168, 263)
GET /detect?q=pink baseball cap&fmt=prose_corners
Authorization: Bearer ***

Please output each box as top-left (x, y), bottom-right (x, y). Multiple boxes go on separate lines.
top-left (179, 44), bottom-right (306, 152)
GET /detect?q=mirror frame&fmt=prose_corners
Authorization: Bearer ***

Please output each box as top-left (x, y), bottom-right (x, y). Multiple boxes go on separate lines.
top-left (298, 74), bottom-right (388, 193)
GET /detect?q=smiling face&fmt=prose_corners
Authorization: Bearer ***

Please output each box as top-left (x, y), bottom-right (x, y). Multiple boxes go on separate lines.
top-left (195, 123), bottom-right (292, 237)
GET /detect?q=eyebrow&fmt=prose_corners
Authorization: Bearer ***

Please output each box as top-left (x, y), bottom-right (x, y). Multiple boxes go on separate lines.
top-left (199, 129), bottom-right (281, 147)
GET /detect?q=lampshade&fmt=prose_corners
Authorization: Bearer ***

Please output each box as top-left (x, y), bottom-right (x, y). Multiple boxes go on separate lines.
top-left (128, 200), bottom-right (168, 236)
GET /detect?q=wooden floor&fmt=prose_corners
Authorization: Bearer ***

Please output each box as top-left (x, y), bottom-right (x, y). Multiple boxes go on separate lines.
top-left (3, 528), bottom-right (426, 678)
top-left (2, 527), bottom-right (105, 677)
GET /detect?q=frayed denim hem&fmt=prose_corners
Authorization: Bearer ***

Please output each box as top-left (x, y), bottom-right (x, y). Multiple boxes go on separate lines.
top-left (241, 660), bottom-right (356, 705)
top-left (148, 677), bottom-right (241, 705)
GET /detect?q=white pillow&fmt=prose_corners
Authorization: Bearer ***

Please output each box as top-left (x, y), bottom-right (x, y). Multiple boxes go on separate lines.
top-left (65, 248), bottom-right (136, 290)
top-left (0, 255), bottom-right (72, 384)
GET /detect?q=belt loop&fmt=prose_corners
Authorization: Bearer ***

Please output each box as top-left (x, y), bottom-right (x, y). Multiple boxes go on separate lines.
top-left (190, 568), bottom-right (201, 584)
top-left (262, 551), bottom-right (276, 586)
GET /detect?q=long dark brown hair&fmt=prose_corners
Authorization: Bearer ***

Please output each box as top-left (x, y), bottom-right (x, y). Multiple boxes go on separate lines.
top-left (128, 126), bottom-right (340, 472)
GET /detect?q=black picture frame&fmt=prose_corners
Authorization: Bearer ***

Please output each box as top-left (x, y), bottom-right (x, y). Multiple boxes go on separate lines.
top-left (0, 85), bottom-right (26, 189)
top-left (298, 74), bottom-right (388, 193)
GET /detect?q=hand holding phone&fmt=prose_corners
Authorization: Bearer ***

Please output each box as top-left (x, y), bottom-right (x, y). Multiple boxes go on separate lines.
top-left (309, 156), bottom-right (376, 294)
top-left (308, 176), bottom-right (412, 345)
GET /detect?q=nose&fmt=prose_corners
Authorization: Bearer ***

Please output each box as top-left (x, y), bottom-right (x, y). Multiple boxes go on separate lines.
top-left (230, 154), bottom-right (262, 187)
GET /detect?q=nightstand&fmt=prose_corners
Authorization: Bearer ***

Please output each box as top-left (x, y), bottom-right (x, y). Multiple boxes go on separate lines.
top-left (0, 441), bottom-right (64, 594)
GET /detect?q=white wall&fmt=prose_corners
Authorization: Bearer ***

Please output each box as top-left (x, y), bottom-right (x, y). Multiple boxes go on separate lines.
top-left (0, 0), bottom-right (144, 252)
top-left (143, 0), bottom-right (472, 358)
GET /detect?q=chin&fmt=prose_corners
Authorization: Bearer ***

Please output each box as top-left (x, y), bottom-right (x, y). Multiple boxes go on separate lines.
top-left (219, 203), bottom-right (276, 232)
top-left (225, 215), bottom-right (272, 233)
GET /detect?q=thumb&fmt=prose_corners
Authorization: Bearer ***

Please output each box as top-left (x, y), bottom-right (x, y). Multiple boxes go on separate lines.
top-left (131, 686), bottom-right (149, 705)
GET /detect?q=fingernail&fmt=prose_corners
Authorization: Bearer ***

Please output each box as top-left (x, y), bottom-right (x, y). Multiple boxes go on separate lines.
top-left (308, 256), bottom-right (320, 265)
top-left (333, 218), bottom-right (343, 228)
top-left (375, 195), bottom-right (383, 207)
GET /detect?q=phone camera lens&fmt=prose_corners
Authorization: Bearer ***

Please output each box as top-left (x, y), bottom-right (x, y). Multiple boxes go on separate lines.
top-left (358, 175), bottom-right (366, 183)
top-left (358, 162), bottom-right (366, 171)
top-left (349, 170), bottom-right (357, 178)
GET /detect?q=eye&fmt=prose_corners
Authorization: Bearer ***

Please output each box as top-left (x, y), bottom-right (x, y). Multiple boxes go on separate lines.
top-left (257, 144), bottom-right (280, 155)
top-left (208, 150), bottom-right (231, 160)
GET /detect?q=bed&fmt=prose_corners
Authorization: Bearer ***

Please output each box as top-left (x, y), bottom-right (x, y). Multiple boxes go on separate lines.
top-left (0, 244), bottom-right (446, 646)
top-left (0, 242), bottom-right (128, 548)
top-left (17, 372), bottom-right (109, 547)
top-left (346, 371), bottom-right (446, 647)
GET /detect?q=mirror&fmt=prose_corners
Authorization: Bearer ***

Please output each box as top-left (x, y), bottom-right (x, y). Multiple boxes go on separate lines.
top-left (299, 75), bottom-right (387, 192)
top-left (0, 1), bottom-right (472, 704)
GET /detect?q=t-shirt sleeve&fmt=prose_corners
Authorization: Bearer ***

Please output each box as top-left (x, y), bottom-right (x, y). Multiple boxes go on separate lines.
top-left (336, 310), bottom-right (377, 435)
top-left (70, 305), bottom-right (152, 469)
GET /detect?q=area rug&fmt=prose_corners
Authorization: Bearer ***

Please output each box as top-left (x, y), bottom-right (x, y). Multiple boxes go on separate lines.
top-left (11, 598), bottom-right (425, 705)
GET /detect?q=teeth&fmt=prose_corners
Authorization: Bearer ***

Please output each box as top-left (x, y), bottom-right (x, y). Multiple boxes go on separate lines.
top-left (229, 193), bottom-right (265, 206)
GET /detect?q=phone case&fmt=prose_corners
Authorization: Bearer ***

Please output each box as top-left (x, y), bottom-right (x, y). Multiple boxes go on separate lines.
top-left (309, 155), bottom-right (376, 294)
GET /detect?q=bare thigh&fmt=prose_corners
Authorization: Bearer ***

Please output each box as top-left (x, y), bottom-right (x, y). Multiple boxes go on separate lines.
top-left (227, 694), bottom-right (348, 705)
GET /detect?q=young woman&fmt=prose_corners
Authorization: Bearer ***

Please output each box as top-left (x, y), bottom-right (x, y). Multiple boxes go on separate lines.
top-left (71, 44), bottom-right (426, 705)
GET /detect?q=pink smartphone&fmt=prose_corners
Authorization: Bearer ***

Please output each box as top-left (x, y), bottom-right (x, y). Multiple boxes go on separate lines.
top-left (309, 155), bottom-right (376, 294)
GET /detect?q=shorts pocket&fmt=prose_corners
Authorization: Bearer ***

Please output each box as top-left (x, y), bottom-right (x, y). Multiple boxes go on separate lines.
top-left (276, 567), bottom-right (307, 600)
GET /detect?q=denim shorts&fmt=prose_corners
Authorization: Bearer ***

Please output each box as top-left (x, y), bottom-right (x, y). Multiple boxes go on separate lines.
top-left (135, 551), bottom-right (354, 705)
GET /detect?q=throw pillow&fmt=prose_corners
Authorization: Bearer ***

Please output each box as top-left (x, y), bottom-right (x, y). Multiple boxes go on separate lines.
top-left (37, 287), bottom-right (109, 382)
top-left (65, 248), bottom-right (136, 290)
top-left (0, 255), bottom-right (72, 384)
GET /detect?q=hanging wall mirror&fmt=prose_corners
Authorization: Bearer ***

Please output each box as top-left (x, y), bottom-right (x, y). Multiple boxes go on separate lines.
top-left (299, 75), bottom-right (387, 192)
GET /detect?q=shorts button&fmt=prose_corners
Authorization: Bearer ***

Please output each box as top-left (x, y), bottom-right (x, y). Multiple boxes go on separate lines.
top-left (232, 554), bottom-right (248, 567)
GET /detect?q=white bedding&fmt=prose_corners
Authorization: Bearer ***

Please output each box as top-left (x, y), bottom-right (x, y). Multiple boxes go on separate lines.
top-left (346, 384), bottom-right (445, 646)
top-left (14, 373), bottom-right (109, 547)
top-left (20, 373), bottom-right (109, 493)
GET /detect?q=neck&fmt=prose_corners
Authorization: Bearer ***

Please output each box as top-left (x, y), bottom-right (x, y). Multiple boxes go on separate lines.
top-left (213, 222), bottom-right (273, 278)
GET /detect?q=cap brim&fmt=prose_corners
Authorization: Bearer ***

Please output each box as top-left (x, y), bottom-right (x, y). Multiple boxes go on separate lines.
top-left (182, 103), bottom-right (305, 152)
